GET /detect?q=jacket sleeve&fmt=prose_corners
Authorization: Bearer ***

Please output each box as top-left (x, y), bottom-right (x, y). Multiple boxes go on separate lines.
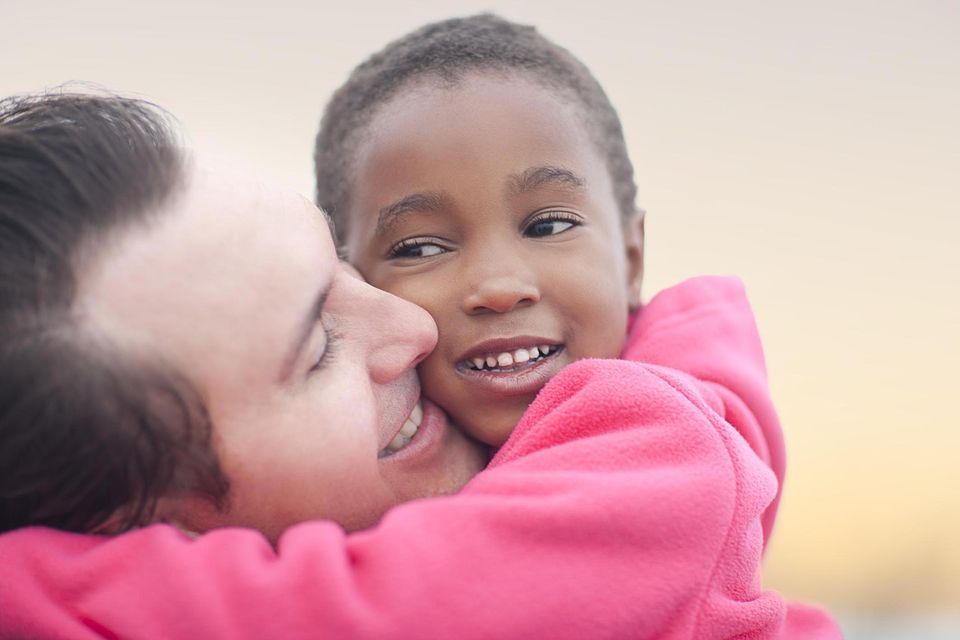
top-left (621, 276), bottom-right (787, 546)
top-left (0, 360), bottom-right (790, 640)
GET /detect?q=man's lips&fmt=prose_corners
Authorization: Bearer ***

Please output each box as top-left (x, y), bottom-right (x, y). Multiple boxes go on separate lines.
top-left (378, 400), bottom-right (423, 458)
top-left (376, 398), bottom-right (449, 464)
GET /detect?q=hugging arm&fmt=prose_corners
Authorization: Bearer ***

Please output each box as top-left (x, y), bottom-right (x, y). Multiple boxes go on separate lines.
top-left (0, 361), bottom-right (786, 639)
top-left (621, 276), bottom-right (788, 545)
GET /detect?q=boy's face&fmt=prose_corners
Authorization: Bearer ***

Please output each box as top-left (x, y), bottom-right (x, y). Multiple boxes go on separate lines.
top-left (345, 73), bottom-right (643, 446)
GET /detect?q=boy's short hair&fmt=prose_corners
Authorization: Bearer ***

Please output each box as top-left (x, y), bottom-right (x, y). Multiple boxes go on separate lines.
top-left (314, 13), bottom-right (638, 245)
top-left (0, 91), bottom-right (228, 533)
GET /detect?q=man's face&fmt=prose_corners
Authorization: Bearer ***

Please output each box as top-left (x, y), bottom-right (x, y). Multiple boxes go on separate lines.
top-left (345, 74), bottom-right (643, 446)
top-left (78, 160), bottom-right (487, 542)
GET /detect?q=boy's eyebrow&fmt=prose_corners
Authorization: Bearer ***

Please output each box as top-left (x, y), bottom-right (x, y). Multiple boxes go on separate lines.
top-left (278, 285), bottom-right (331, 383)
top-left (374, 166), bottom-right (583, 234)
top-left (376, 191), bottom-right (446, 235)
top-left (507, 165), bottom-right (586, 195)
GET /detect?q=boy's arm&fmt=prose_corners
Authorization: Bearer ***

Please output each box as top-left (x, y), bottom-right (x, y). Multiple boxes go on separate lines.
top-left (622, 276), bottom-right (787, 544)
top-left (0, 360), bottom-right (798, 640)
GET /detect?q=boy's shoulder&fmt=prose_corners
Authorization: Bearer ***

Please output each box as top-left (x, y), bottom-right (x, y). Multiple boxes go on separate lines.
top-left (629, 276), bottom-right (751, 340)
top-left (623, 275), bottom-right (764, 367)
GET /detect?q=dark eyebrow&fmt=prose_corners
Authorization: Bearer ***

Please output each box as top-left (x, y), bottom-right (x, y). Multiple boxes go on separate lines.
top-left (376, 191), bottom-right (447, 235)
top-left (316, 205), bottom-right (336, 237)
top-left (316, 206), bottom-right (347, 260)
top-left (278, 285), bottom-right (331, 383)
top-left (507, 165), bottom-right (586, 195)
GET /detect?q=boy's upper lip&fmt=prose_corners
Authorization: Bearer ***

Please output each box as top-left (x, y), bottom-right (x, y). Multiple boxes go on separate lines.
top-left (456, 335), bottom-right (560, 363)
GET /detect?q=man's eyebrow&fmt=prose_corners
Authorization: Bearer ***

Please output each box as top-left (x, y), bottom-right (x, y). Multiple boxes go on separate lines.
top-left (278, 285), bottom-right (330, 383)
top-left (317, 206), bottom-right (336, 235)
top-left (507, 165), bottom-right (586, 195)
top-left (376, 191), bottom-right (446, 235)
top-left (316, 206), bottom-right (347, 260)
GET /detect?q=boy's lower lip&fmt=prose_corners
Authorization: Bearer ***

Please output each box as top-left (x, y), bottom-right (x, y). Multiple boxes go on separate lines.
top-left (454, 345), bottom-right (566, 397)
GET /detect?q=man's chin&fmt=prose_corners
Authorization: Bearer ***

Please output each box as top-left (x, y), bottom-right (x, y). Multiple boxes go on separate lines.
top-left (392, 407), bottom-right (489, 502)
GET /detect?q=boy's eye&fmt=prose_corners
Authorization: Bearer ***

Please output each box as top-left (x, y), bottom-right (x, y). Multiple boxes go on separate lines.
top-left (524, 211), bottom-right (582, 238)
top-left (387, 238), bottom-right (449, 259)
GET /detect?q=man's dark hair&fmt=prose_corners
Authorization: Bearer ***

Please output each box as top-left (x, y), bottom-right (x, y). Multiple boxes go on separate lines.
top-left (0, 91), bottom-right (228, 534)
top-left (314, 13), bottom-right (638, 246)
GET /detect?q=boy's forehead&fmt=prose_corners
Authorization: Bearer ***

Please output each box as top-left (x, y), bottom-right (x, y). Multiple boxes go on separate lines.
top-left (330, 71), bottom-right (609, 246)
top-left (358, 74), bottom-right (595, 170)
top-left (356, 70), bottom-right (610, 181)
top-left (342, 73), bottom-right (619, 252)
top-left (372, 71), bottom-right (581, 129)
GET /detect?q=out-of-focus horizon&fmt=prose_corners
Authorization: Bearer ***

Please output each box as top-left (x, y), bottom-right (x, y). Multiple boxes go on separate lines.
top-left (3, 0), bottom-right (958, 633)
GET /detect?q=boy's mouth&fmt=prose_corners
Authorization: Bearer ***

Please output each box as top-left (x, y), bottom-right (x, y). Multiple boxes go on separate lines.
top-left (459, 343), bottom-right (563, 373)
top-left (453, 337), bottom-right (567, 397)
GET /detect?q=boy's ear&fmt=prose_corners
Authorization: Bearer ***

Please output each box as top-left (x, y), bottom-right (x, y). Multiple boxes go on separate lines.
top-left (623, 209), bottom-right (645, 311)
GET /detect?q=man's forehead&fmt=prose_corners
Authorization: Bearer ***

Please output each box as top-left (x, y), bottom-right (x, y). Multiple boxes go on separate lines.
top-left (182, 159), bottom-right (325, 239)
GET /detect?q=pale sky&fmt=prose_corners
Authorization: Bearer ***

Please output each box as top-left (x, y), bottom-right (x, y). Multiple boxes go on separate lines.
top-left (3, 0), bottom-right (958, 616)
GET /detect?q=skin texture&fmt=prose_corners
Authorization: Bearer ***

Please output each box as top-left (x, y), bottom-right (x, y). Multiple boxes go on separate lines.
top-left (77, 159), bottom-right (487, 542)
top-left (345, 73), bottom-right (644, 447)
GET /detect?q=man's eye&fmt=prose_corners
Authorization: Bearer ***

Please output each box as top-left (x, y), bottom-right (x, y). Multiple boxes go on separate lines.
top-left (309, 326), bottom-right (338, 374)
top-left (524, 212), bottom-right (581, 238)
top-left (388, 239), bottom-right (448, 259)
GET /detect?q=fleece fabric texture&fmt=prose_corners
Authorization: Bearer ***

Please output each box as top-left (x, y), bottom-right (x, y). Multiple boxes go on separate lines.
top-left (0, 276), bottom-right (840, 639)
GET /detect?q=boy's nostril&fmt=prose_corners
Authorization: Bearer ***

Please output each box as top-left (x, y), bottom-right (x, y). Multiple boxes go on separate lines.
top-left (463, 280), bottom-right (541, 315)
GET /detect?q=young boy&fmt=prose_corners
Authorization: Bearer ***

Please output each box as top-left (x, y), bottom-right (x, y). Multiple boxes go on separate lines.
top-left (314, 14), bottom-right (789, 539)
top-left (316, 13), bottom-right (641, 450)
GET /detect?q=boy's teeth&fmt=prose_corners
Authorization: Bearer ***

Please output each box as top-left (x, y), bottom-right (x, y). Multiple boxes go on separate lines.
top-left (467, 345), bottom-right (556, 371)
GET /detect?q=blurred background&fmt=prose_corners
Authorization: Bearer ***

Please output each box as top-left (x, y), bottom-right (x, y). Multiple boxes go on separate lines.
top-left (3, 1), bottom-right (957, 636)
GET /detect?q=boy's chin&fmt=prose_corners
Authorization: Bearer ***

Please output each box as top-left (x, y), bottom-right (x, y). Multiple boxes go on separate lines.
top-left (459, 404), bottom-right (529, 449)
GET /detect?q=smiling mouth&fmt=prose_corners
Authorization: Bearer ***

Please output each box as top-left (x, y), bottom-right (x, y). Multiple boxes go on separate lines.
top-left (378, 400), bottom-right (422, 459)
top-left (459, 344), bottom-right (563, 373)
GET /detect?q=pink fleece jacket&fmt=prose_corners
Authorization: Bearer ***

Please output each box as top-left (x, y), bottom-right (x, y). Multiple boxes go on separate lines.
top-left (0, 277), bottom-right (840, 639)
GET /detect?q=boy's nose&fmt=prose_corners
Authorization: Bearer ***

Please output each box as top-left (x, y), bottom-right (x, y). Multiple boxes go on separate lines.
top-left (462, 274), bottom-right (541, 315)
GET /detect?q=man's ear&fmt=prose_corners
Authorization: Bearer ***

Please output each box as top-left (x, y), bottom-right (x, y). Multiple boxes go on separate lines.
top-left (623, 209), bottom-right (645, 311)
top-left (152, 494), bottom-right (210, 539)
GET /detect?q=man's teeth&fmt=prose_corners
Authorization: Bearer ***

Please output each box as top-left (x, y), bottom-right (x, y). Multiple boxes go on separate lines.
top-left (379, 401), bottom-right (422, 458)
top-left (468, 344), bottom-right (556, 371)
